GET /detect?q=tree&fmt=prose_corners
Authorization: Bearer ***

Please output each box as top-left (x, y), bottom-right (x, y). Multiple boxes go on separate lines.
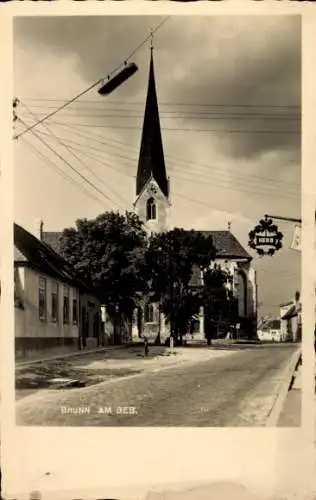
top-left (146, 228), bottom-right (216, 345)
top-left (203, 266), bottom-right (238, 344)
top-left (59, 211), bottom-right (149, 343)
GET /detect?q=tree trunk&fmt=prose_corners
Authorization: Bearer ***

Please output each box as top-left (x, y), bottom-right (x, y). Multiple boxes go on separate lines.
top-left (137, 306), bottom-right (143, 338)
top-left (178, 331), bottom-right (183, 346)
top-left (155, 305), bottom-right (161, 345)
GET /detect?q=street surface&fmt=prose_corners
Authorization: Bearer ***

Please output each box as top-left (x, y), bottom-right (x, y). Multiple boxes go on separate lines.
top-left (16, 344), bottom-right (297, 426)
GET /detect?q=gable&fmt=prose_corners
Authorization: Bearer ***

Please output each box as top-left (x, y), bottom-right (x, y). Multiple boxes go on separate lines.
top-left (134, 177), bottom-right (170, 208)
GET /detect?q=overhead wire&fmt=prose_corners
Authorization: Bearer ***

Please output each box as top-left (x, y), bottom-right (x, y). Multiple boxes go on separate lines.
top-left (31, 127), bottom-right (299, 202)
top-left (44, 127), bottom-right (300, 200)
top-left (19, 102), bottom-right (127, 210)
top-left (20, 137), bottom-right (106, 207)
top-left (16, 116), bottom-right (124, 211)
top-left (14, 16), bottom-right (170, 140)
top-left (21, 108), bottom-right (300, 121)
top-left (43, 121), bottom-right (300, 135)
top-left (22, 97), bottom-right (300, 110)
top-left (35, 119), bottom-right (300, 192)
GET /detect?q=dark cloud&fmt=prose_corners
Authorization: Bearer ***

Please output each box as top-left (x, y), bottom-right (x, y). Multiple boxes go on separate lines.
top-left (14, 15), bottom-right (301, 161)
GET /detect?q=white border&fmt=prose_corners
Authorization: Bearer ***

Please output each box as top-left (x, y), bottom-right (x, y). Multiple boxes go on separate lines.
top-left (1, 5), bottom-right (315, 500)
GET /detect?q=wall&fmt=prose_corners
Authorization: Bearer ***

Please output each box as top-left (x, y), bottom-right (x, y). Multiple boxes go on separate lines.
top-left (208, 259), bottom-right (257, 320)
top-left (134, 178), bottom-right (170, 234)
top-left (15, 266), bottom-right (80, 358)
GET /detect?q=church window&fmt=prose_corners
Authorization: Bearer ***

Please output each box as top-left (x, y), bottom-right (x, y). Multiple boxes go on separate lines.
top-left (146, 197), bottom-right (156, 220)
top-left (144, 303), bottom-right (154, 323)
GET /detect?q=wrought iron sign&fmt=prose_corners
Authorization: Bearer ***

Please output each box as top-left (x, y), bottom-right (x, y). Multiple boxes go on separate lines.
top-left (248, 216), bottom-right (283, 256)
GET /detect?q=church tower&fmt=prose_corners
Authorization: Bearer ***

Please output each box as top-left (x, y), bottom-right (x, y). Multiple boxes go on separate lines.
top-left (133, 39), bottom-right (170, 234)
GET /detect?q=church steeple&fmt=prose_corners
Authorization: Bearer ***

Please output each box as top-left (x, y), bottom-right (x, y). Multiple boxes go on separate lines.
top-left (136, 43), bottom-right (168, 198)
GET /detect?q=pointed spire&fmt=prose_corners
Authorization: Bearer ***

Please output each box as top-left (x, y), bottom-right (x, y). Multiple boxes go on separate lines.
top-left (136, 40), bottom-right (168, 198)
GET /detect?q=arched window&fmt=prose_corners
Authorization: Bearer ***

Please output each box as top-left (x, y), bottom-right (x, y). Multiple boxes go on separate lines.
top-left (146, 197), bottom-right (156, 221)
top-left (144, 303), bottom-right (154, 323)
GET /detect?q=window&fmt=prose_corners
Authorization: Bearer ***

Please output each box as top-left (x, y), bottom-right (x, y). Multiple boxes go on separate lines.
top-left (72, 296), bottom-right (78, 325)
top-left (51, 281), bottom-right (59, 323)
top-left (63, 286), bottom-right (69, 324)
top-left (144, 303), bottom-right (154, 323)
top-left (146, 197), bottom-right (156, 221)
top-left (39, 277), bottom-right (47, 322)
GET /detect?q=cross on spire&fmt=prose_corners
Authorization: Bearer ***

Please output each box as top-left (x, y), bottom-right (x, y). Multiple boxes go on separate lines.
top-left (150, 29), bottom-right (154, 52)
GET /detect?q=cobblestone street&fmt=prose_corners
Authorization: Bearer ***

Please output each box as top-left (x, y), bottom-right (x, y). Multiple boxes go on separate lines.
top-left (16, 344), bottom-right (298, 427)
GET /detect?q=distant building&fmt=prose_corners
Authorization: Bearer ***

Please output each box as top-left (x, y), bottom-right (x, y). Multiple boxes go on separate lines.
top-left (132, 45), bottom-right (257, 341)
top-left (280, 291), bottom-right (302, 342)
top-left (14, 223), bottom-right (102, 359)
top-left (257, 319), bottom-right (282, 342)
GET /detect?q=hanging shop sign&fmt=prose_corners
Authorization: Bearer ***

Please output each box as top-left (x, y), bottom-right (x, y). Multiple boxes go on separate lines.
top-left (290, 224), bottom-right (301, 252)
top-left (248, 216), bottom-right (283, 256)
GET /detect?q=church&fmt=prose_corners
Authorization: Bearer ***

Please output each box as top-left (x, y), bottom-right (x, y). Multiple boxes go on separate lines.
top-left (132, 44), bottom-right (258, 341)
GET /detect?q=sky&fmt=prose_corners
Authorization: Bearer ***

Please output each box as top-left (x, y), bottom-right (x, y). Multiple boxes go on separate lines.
top-left (13, 15), bottom-right (301, 317)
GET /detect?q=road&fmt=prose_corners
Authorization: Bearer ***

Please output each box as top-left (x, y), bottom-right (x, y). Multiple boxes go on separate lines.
top-left (16, 344), bottom-right (297, 426)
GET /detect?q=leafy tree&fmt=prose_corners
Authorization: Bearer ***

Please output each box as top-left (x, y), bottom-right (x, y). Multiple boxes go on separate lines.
top-left (59, 211), bottom-right (149, 343)
top-left (203, 266), bottom-right (238, 344)
top-left (146, 228), bottom-right (216, 345)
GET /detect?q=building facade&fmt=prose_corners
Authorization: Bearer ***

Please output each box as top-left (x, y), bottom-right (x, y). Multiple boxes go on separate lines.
top-left (132, 47), bottom-right (257, 342)
top-left (14, 223), bottom-right (101, 359)
top-left (280, 292), bottom-right (302, 342)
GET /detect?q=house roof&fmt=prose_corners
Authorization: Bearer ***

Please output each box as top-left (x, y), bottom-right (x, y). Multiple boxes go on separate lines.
top-left (280, 301), bottom-right (294, 308)
top-left (14, 223), bottom-right (91, 292)
top-left (281, 304), bottom-right (297, 320)
top-left (281, 302), bottom-right (301, 320)
top-left (136, 50), bottom-right (168, 198)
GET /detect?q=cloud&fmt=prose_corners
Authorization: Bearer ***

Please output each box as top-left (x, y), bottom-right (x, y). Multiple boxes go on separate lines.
top-left (13, 15), bottom-right (301, 318)
top-left (14, 15), bottom-right (301, 161)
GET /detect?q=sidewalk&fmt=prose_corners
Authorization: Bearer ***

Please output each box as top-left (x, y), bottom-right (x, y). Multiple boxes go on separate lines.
top-left (16, 344), bottom-right (125, 367)
top-left (277, 360), bottom-right (301, 426)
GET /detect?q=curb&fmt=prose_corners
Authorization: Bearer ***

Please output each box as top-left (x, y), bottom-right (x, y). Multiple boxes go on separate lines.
top-left (16, 345), bottom-right (126, 368)
top-left (266, 348), bottom-right (302, 427)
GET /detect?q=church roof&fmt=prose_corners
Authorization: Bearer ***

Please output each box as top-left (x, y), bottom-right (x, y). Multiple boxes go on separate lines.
top-left (199, 230), bottom-right (252, 260)
top-left (189, 230), bottom-right (252, 287)
top-left (136, 49), bottom-right (168, 198)
top-left (42, 231), bottom-right (62, 254)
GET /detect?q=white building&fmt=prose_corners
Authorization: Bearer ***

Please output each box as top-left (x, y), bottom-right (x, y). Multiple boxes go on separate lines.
top-left (14, 223), bottom-right (102, 359)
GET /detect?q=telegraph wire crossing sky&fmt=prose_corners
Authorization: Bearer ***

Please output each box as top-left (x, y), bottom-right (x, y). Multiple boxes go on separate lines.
top-left (13, 15), bottom-right (301, 317)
